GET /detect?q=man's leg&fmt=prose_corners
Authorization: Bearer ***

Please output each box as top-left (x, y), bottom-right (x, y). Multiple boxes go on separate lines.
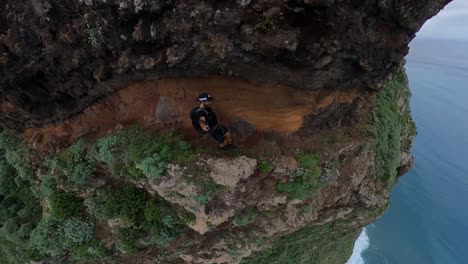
top-left (224, 131), bottom-right (233, 145)
top-left (217, 125), bottom-right (232, 149)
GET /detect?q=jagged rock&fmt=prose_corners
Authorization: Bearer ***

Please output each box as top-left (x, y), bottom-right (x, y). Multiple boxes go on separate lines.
top-left (237, 0), bottom-right (252, 7)
top-left (207, 156), bottom-right (257, 188)
top-left (261, 29), bottom-right (300, 52)
top-left (144, 159), bottom-right (256, 234)
top-left (30, 0), bottom-right (52, 16)
top-left (166, 46), bottom-right (187, 67)
top-left (273, 156), bottom-right (299, 176)
top-left (0, 0), bottom-right (449, 129)
top-left (213, 8), bottom-right (241, 27)
top-left (314, 55), bottom-right (333, 69)
top-left (304, 0), bottom-right (334, 7)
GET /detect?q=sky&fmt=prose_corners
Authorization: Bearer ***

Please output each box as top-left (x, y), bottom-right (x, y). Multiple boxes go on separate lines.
top-left (416, 0), bottom-right (468, 40)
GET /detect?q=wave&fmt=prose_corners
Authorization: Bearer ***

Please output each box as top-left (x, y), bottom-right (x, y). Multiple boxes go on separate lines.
top-left (346, 227), bottom-right (370, 264)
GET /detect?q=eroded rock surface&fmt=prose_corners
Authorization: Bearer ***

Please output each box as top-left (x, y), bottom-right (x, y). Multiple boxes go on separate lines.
top-left (0, 0), bottom-right (450, 130)
top-left (207, 156), bottom-right (257, 188)
top-left (138, 156), bottom-right (257, 234)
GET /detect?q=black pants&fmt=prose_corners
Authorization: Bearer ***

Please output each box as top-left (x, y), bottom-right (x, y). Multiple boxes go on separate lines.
top-left (208, 125), bottom-right (228, 143)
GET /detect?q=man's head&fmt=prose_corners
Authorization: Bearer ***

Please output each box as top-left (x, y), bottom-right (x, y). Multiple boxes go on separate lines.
top-left (197, 92), bottom-right (214, 107)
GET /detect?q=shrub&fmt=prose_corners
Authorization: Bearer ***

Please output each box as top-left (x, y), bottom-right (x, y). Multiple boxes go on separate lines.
top-left (192, 193), bottom-right (211, 205)
top-left (373, 70), bottom-right (415, 187)
top-left (116, 228), bottom-right (140, 253)
top-left (70, 240), bottom-right (109, 261)
top-left (276, 152), bottom-right (323, 200)
top-left (38, 174), bottom-right (57, 198)
top-left (69, 162), bottom-right (94, 185)
top-left (49, 190), bottom-right (83, 220)
top-left (0, 131), bottom-right (33, 180)
top-left (0, 151), bottom-right (42, 250)
top-left (57, 140), bottom-right (96, 186)
top-left (144, 200), bottom-right (159, 223)
top-left (30, 218), bottom-right (66, 257)
top-left (0, 158), bottom-right (17, 196)
top-left (192, 177), bottom-right (219, 205)
top-left (64, 217), bottom-right (94, 244)
top-left (259, 160), bottom-right (273, 173)
top-left (93, 135), bottom-right (121, 165)
top-left (296, 151), bottom-right (322, 177)
top-left (173, 140), bottom-right (195, 161)
top-left (142, 214), bottom-right (187, 247)
top-left (86, 126), bottom-right (196, 180)
top-left (42, 140), bottom-right (95, 189)
top-left (85, 186), bottom-right (146, 224)
top-left (136, 149), bottom-right (171, 182)
top-left (86, 185), bottom-right (193, 249)
top-left (145, 228), bottom-right (173, 247)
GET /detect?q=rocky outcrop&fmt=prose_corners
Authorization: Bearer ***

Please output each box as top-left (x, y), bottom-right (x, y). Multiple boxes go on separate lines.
top-left (0, 0), bottom-right (450, 130)
top-left (0, 0), bottom-right (448, 263)
top-left (137, 156), bottom-right (258, 234)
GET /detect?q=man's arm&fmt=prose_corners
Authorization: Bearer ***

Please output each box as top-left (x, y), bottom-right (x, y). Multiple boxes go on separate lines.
top-left (199, 116), bottom-right (209, 131)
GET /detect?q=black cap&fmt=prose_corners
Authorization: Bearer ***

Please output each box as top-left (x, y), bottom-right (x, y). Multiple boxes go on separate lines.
top-left (197, 93), bottom-right (214, 102)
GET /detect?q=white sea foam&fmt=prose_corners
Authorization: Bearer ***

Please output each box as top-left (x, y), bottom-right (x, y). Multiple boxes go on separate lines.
top-left (346, 227), bottom-right (370, 264)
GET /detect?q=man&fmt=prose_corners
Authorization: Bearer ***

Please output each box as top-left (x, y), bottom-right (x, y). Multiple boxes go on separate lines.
top-left (190, 93), bottom-right (233, 149)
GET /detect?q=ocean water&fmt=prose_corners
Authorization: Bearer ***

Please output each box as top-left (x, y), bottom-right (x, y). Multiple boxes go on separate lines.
top-left (347, 38), bottom-right (468, 264)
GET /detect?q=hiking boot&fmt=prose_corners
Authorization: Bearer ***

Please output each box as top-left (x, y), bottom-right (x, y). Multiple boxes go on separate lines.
top-left (224, 131), bottom-right (233, 145)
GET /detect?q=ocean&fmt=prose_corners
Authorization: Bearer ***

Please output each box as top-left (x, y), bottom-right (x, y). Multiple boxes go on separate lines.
top-left (347, 37), bottom-right (468, 264)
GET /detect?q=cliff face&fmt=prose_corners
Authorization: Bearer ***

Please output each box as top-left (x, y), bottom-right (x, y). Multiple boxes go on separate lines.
top-left (0, 0), bottom-right (449, 129)
top-left (0, 71), bottom-right (415, 263)
top-left (0, 1), bottom-right (449, 263)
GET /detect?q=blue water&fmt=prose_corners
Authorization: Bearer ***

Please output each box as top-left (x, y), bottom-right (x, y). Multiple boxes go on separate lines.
top-left (347, 37), bottom-right (468, 264)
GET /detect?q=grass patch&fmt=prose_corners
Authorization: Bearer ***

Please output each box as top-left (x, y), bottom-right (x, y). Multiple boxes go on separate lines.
top-left (241, 222), bottom-right (358, 264)
top-left (374, 70), bottom-right (416, 187)
top-left (259, 160), bottom-right (273, 173)
top-left (321, 131), bottom-right (344, 144)
top-left (276, 151), bottom-right (323, 200)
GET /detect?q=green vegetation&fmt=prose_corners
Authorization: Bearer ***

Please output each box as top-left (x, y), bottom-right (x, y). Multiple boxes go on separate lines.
top-left (255, 17), bottom-right (280, 32)
top-left (233, 207), bottom-right (259, 227)
top-left (30, 217), bottom-right (67, 258)
top-left (0, 126), bottom-right (197, 263)
top-left (48, 190), bottom-right (83, 220)
top-left (322, 131), bottom-right (344, 144)
top-left (276, 152), bottom-right (323, 200)
top-left (373, 70), bottom-right (416, 187)
top-left (0, 130), bottom-right (33, 180)
top-left (259, 160), bottom-right (273, 173)
top-left (63, 217), bottom-right (94, 244)
top-left (87, 25), bottom-right (102, 49)
top-left (91, 126), bottom-right (195, 180)
top-left (241, 222), bottom-right (357, 264)
top-left (30, 216), bottom-right (103, 261)
top-left (0, 130), bottom-right (42, 264)
top-left (84, 185), bottom-right (194, 251)
top-left (192, 176), bottom-right (220, 205)
top-left (136, 149), bottom-right (171, 182)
